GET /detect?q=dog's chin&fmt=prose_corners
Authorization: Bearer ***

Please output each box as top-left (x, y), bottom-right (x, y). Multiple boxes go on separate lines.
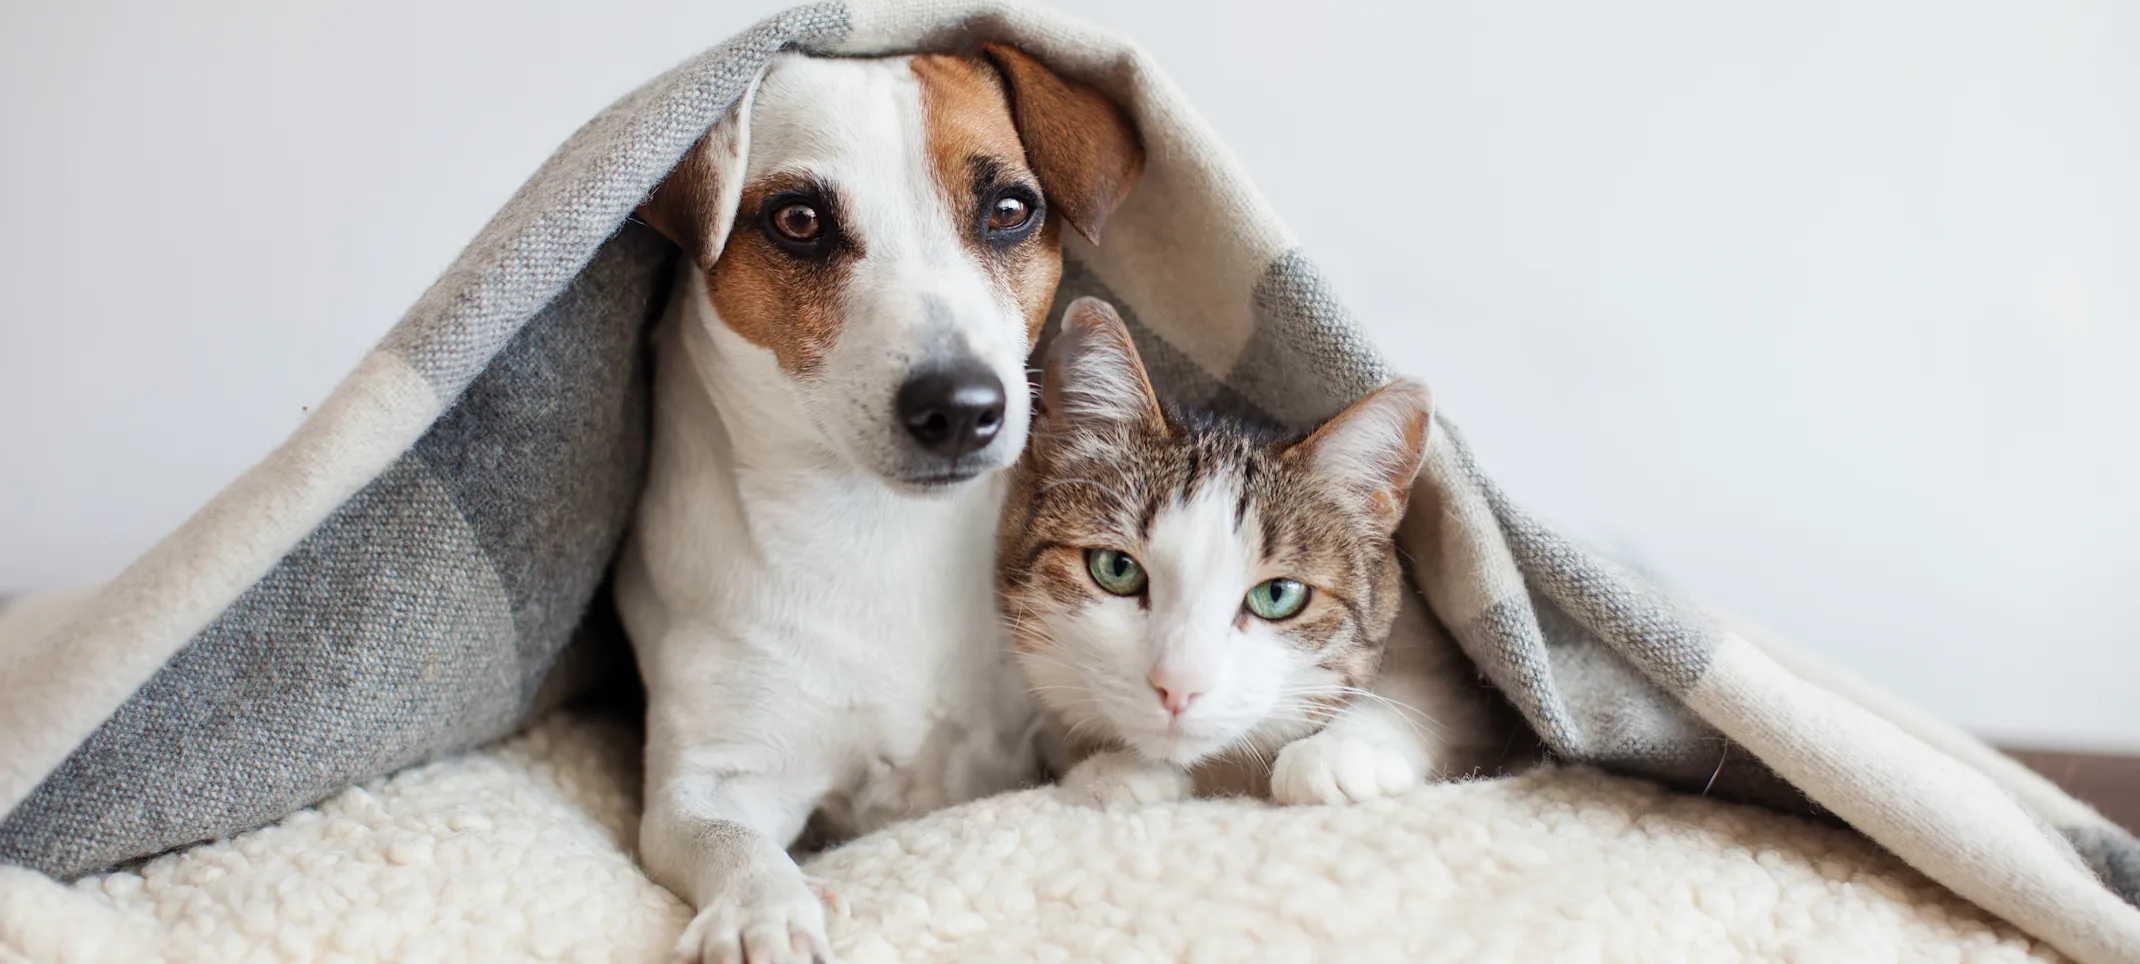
top-left (876, 445), bottom-right (1018, 497)
top-left (888, 466), bottom-right (991, 495)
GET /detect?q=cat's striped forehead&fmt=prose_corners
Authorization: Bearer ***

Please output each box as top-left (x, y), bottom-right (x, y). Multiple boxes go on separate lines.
top-left (1034, 412), bottom-right (1371, 573)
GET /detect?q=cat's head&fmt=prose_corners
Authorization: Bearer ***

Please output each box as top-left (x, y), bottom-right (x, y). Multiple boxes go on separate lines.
top-left (999, 297), bottom-right (1433, 767)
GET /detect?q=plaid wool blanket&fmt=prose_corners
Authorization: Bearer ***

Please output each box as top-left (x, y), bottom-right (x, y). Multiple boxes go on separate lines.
top-left (1, 2), bottom-right (2134, 960)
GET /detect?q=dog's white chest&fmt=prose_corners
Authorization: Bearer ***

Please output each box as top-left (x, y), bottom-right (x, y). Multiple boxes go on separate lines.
top-left (627, 440), bottom-right (1042, 842)
top-left (770, 483), bottom-right (1040, 838)
top-left (817, 645), bottom-right (1038, 838)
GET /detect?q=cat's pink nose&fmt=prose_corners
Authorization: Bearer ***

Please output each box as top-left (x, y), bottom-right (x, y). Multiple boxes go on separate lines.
top-left (1148, 668), bottom-right (1202, 716)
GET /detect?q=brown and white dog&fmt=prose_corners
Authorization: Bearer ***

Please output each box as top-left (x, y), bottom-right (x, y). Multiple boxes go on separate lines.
top-left (615, 45), bottom-right (1142, 964)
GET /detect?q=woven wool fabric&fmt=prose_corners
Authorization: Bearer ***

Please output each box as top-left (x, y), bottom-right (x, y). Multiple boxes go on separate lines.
top-left (0, 1), bottom-right (2133, 961)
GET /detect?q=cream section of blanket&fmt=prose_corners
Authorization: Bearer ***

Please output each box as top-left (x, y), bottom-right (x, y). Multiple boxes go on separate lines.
top-left (0, 712), bottom-right (2062, 964)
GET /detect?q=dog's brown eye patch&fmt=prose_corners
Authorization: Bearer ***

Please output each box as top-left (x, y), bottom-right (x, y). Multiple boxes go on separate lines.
top-left (773, 203), bottom-right (821, 240)
top-left (912, 52), bottom-right (1064, 343)
top-left (711, 175), bottom-right (856, 378)
top-left (988, 196), bottom-right (1031, 231)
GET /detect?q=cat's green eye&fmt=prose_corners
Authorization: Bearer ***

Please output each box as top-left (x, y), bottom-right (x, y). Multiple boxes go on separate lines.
top-left (1085, 548), bottom-right (1148, 596)
top-left (1245, 578), bottom-right (1310, 621)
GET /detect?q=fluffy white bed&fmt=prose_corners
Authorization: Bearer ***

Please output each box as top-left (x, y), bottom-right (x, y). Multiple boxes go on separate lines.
top-left (0, 711), bottom-right (2061, 964)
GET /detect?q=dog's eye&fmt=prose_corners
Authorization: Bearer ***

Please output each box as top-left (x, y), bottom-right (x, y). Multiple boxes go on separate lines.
top-left (771, 203), bottom-right (822, 241)
top-left (987, 196), bottom-right (1032, 232)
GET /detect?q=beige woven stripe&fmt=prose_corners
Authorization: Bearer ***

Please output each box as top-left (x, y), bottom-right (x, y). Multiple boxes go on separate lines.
top-left (1403, 427), bottom-right (1530, 629)
top-left (833, 0), bottom-right (1294, 380)
top-left (0, 350), bottom-right (441, 814)
top-left (1688, 634), bottom-right (2140, 964)
top-left (1720, 610), bottom-right (2112, 831)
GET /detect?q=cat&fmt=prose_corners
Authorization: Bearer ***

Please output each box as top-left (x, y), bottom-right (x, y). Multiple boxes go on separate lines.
top-left (996, 296), bottom-right (1505, 807)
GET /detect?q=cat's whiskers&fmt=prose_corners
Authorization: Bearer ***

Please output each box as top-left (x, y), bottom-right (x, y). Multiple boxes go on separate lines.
top-left (1054, 711), bottom-right (1122, 755)
top-left (1232, 735), bottom-right (1273, 779)
top-left (1269, 681), bottom-right (1447, 739)
top-left (1327, 685), bottom-right (1448, 736)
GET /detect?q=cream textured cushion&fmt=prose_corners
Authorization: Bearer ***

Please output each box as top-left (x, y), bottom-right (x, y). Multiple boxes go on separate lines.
top-left (0, 711), bottom-right (2058, 963)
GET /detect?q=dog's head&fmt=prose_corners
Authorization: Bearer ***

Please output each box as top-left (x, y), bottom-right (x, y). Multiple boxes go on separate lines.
top-left (639, 45), bottom-right (1143, 492)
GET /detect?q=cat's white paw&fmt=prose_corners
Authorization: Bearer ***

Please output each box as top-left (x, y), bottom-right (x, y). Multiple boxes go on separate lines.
top-left (1061, 750), bottom-right (1192, 809)
top-left (670, 866), bottom-right (835, 964)
top-left (1270, 730), bottom-right (1422, 806)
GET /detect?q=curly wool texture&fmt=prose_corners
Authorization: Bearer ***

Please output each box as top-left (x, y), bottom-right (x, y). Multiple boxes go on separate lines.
top-left (0, 713), bottom-right (2060, 963)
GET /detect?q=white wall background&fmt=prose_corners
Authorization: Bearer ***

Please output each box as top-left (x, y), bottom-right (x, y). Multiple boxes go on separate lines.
top-left (2, 1), bottom-right (2134, 748)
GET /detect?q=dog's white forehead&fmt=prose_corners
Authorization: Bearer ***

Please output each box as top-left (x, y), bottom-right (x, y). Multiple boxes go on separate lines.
top-left (748, 55), bottom-right (921, 169)
top-left (746, 54), bottom-right (955, 249)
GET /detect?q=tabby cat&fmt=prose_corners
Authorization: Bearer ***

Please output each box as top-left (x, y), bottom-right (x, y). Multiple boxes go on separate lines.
top-left (997, 297), bottom-right (1500, 807)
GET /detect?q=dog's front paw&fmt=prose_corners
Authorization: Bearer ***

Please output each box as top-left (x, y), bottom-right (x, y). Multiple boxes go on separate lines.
top-left (1060, 750), bottom-right (1191, 809)
top-left (671, 867), bottom-right (835, 964)
top-left (1270, 731), bottom-right (1421, 806)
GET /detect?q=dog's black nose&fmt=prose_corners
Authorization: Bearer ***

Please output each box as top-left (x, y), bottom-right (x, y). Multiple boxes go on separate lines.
top-left (897, 361), bottom-right (1007, 458)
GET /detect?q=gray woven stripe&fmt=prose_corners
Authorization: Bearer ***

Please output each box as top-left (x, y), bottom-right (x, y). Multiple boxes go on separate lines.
top-left (411, 224), bottom-right (667, 683)
top-left (0, 456), bottom-right (521, 878)
top-left (1461, 597), bottom-right (1583, 754)
top-left (1438, 422), bottom-right (1722, 693)
top-left (0, 225), bottom-right (673, 879)
top-left (1046, 258), bottom-right (1271, 424)
top-left (1530, 591), bottom-right (1814, 812)
top-left (382, 2), bottom-right (850, 401)
top-left (1050, 251), bottom-right (1384, 431)
top-left (1227, 250), bottom-right (1389, 431)
top-left (2067, 824), bottom-right (2140, 908)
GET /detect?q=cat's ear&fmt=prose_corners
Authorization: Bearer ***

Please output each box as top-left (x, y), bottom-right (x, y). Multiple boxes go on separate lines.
top-left (1286, 379), bottom-right (1434, 532)
top-left (1039, 297), bottom-right (1166, 440)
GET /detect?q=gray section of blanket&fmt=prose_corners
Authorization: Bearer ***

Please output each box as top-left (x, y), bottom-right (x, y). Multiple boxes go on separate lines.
top-left (2070, 825), bottom-right (2140, 907)
top-left (1230, 250), bottom-right (1389, 430)
top-left (1045, 257), bottom-right (1270, 425)
top-left (0, 225), bottom-right (671, 878)
top-left (0, 457), bottom-right (520, 877)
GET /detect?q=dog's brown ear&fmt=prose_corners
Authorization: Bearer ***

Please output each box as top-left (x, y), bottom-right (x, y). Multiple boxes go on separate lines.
top-left (981, 43), bottom-right (1144, 244)
top-left (637, 80), bottom-right (758, 272)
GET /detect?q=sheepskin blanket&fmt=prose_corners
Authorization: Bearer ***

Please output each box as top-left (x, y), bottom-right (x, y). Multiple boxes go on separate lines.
top-left (0, 0), bottom-right (2135, 961)
top-left (0, 711), bottom-right (2070, 964)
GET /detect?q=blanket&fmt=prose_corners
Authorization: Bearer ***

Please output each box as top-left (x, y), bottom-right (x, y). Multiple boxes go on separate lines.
top-left (0, 712), bottom-right (2072, 963)
top-left (0, 1), bottom-right (2134, 961)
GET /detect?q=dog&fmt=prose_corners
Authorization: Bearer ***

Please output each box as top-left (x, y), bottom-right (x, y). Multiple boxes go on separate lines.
top-left (615, 44), bottom-right (1143, 964)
